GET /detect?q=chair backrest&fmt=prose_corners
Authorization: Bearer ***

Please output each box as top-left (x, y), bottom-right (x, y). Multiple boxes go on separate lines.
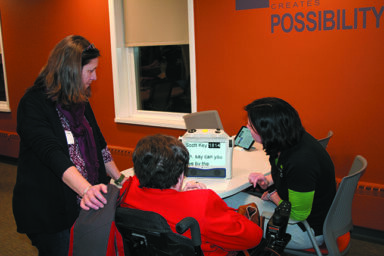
top-left (115, 207), bottom-right (203, 256)
top-left (318, 130), bottom-right (334, 149)
top-left (323, 155), bottom-right (367, 256)
top-left (183, 110), bottom-right (224, 130)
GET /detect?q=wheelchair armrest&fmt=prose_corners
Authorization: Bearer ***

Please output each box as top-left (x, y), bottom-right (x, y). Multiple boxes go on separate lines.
top-left (176, 217), bottom-right (202, 247)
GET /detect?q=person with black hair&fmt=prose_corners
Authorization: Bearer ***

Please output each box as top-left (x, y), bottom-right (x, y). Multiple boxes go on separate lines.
top-left (120, 134), bottom-right (263, 256)
top-left (225, 97), bottom-right (336, 250)
top-left (13, 35), bottom-right (124, 255)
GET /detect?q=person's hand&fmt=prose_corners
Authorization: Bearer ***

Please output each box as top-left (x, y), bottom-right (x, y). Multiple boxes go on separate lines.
top-left (261, 191), bottom-right (269, 201)
top-left (183, 180), bottom-right (207, 191)
top-left (80, 184), bottom-right (108, 210)
top-left (248, 172), bottom-right (268, 189)
top-left (261, 190), bottom-right (279, 205)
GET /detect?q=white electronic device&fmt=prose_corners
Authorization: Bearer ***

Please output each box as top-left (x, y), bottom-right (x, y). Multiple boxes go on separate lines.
top-left (179, 129), bottom-right (233, 179)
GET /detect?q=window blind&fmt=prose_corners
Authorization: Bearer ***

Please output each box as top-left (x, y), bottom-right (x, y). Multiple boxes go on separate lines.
top-left (123, 0), bottom-right (189, 47)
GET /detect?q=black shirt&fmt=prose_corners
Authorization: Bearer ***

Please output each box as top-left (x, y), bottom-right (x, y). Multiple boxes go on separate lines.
top-left (270, 132), bottom-right (336, 235)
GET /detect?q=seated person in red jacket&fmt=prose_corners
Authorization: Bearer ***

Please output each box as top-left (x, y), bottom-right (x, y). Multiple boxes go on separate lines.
top-left (120, 134), bottom-right (263, 256)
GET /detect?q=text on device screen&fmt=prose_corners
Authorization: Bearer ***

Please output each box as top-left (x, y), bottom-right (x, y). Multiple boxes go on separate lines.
top-left (186, 142), bottom-right (226, 168)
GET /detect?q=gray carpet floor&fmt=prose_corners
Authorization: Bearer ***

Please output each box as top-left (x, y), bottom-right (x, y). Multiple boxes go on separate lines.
top-left (0, 157), bottom-right (383, 256)
top-left (0, 157), bottom-right (37, 255)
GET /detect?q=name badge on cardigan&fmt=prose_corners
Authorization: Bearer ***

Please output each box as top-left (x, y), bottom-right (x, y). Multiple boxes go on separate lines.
top-left (65, 130), bottom-right (75, 145)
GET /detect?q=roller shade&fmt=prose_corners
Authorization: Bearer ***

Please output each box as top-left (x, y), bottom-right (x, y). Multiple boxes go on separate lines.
top-left (124, 0), bottom-right (189, 47)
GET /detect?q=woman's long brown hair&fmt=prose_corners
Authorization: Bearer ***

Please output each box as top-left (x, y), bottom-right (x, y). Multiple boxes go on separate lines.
top-left (33, 35), bottom-right (100, 105)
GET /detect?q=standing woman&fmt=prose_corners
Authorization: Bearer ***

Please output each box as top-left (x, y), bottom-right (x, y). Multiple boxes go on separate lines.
top-left (13, 35), bottom-right (125, 256)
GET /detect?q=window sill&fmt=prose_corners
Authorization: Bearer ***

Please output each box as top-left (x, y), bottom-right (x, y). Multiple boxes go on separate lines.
top-left (115, 111), bottom-right (186, 129)
top-left (0, 102), bottom-right (10, 112)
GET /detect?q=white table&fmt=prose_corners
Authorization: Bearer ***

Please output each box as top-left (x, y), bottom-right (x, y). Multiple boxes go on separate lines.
top-left (184, 142), bottom-right (270, 198)
top-left (118, 142), bottom-right (271, 198)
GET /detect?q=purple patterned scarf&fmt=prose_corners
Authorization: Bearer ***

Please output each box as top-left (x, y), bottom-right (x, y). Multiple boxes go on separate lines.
top-left (57, 103), bottom-right (99, 185)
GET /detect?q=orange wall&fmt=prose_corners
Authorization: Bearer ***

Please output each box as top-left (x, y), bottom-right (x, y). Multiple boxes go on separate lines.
top-left (193, 0), bottom-right (384, 184)
top-left (0, 0), bottom-right (383, 228)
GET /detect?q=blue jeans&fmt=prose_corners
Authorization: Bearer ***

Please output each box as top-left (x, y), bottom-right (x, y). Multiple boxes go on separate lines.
top-left (27, 228), bottom-right (70, 256)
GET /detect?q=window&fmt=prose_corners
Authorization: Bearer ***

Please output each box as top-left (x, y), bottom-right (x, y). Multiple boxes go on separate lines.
top-left (108, 0), bottom-right (196, 129)
top-left (135, 45), bottom-right (191, 113)
top-left (0, 15), bottom-right (10, 112)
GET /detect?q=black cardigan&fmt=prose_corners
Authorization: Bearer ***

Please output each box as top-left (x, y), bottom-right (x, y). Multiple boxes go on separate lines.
top-left (13, 87), bottom-right (110, 234)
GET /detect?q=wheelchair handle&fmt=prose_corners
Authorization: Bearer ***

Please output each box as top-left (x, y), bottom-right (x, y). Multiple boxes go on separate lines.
top-left (176, 217), bottom-right (202, 246)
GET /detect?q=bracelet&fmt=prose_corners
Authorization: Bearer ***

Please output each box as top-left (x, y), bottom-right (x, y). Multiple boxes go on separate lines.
top-left (114, 174), bottom-right (126, 186)
top-left (82, 185), bottom-right (92, 197)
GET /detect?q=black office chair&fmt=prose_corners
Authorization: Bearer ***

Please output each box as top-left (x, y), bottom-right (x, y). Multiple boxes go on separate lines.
top-left (115, 207), bottom-right (204, 256)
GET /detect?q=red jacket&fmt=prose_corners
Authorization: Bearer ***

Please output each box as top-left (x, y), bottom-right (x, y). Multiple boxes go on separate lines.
top-left (120, 176), bottom-right (262, 256)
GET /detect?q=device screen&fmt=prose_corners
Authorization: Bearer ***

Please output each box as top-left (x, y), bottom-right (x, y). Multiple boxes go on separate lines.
top-left (186, 141), bottom-right (226, 168)
top-left (234, 126), bottom-right (255, 150)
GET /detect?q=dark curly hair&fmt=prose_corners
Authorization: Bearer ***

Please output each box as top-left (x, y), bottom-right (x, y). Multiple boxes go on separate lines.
top-left (245, 97), bottom-right (305, 156)
top-left (133, 134), bottom-right (189, 189)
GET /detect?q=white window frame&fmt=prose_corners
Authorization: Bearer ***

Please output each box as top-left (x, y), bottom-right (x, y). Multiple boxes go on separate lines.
top-left (108, 0), bottom-right (196, 129)
top-left (0, 16), bottom-right (10, 112)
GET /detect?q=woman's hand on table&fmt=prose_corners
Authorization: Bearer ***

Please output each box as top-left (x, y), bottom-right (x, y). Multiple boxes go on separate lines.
top-left (248, 172), bottom-right (269, 189)
top-left (80, 184), bottom-right (108, 210)
top-left (261, 190), bottom-right (280, 205)
top-left (183, 180), bottom-right (207, 191)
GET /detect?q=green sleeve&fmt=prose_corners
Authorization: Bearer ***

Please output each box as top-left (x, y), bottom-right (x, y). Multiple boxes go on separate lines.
top-left (288, 189), bottom-right (314, 221)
